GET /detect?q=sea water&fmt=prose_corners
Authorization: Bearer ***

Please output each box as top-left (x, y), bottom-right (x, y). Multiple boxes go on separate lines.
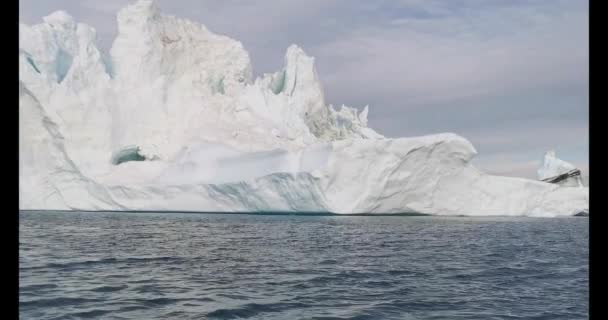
top-left (19, 211), bottom-right (588, 319)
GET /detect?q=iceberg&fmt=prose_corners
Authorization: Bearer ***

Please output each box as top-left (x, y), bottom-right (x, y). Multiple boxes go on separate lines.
top-left (19, 0), bottom-right (588, 216)
top-left (538, 151), bottom-right (585, 188)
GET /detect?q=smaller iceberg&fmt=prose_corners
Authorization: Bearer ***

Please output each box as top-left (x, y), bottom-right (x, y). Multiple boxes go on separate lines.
top-left (537, 151), bottom-right (584, 188)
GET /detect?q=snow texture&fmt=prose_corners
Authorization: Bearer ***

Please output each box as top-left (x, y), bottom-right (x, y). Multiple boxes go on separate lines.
top-left (19, 0), bottom-right (588, 216)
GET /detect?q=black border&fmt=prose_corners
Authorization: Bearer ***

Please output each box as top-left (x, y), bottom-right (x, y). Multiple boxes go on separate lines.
top-left (588, 0), bottom-right (599, 319)
top-left (12, 0), bottom-right (597, 319)
top-left (9, 0), bottom-right (19, 318)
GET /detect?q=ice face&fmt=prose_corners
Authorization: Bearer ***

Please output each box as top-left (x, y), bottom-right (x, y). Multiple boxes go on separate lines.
top-left (54, 50), bottom-right (73, 83)
top-left (269, 70), bottom-right (286, 95)
top-left (18, 0), bottom-right (588, 216)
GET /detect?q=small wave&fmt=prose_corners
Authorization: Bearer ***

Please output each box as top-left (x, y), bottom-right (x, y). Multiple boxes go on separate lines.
top-left (21, 256), bottom-right (184, 271)
top-left (207, 302), bottom-right (310, 319)
top-left (90, 284), bottom-right (128, 293)
top-left (20, 283), bottom-right (58, 291)
top-left (65, 309), bottom-right (113, 318)
top-left (141, 297), bottom-right (183, 306)
top-left (20, 296), bottom-right (99, 308)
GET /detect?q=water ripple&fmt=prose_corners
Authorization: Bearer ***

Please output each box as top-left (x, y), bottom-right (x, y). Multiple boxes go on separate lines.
top-left (20, 211), bottom-right (588, 319)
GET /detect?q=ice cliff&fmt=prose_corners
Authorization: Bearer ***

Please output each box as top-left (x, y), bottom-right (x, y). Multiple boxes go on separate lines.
top-left (19, 0), bottom-right (588, 216)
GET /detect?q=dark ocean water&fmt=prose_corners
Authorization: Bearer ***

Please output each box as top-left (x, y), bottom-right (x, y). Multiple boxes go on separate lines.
top-left (20, 211), bottom-right (588, 320)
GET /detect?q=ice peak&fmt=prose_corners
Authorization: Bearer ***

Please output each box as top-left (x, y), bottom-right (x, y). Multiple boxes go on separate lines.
top-left (42, 10), bottom-right (75, 29)
top-left (284, 45), bottom-right (316, 71)
top-left (282, 44), bottom-right (320, 96)
top-left (129, 0), bottom-right (160, 14)
top-left (545, 150), bottom-right (556, 159)
top-left (286, 44), bottom-right (308, 57)
top-left (117, 0), bottom-right (160, 26)
top-left (359, 106), bottom-right (369, 125)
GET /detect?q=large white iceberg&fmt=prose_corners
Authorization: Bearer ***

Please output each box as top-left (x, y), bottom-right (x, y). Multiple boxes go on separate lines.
top-left (19, 0), bottom-right (588, 216)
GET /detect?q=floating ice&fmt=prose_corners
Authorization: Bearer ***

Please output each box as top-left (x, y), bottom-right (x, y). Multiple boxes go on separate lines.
top-left (19, 0), bottom-right (588, 216)
top-left (538, 151), bottom-right (584, 188)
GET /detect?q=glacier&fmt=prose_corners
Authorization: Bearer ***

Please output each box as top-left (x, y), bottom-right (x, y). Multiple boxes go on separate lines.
top-left (19, 0), bottom-right (588, 216)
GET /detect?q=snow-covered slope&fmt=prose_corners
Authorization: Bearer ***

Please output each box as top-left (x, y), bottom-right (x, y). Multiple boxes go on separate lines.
top-left (19, 0), bottom-right (588, 216)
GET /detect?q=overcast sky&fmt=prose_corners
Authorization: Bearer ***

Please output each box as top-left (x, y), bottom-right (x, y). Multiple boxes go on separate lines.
top-left (19, 0), bottom-right (589, 179)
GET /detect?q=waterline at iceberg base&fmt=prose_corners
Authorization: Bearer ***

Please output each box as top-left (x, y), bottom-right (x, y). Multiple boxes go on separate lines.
top-left (19, 0), bottom-right (588, 217)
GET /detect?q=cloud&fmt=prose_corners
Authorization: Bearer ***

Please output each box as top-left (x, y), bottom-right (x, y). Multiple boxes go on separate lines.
top-left (314, 2), bottom-right (588, 107)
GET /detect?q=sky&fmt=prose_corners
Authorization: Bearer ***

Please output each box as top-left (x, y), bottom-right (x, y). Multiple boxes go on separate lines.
top-left (19, 0), bottom-right (589, 179)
